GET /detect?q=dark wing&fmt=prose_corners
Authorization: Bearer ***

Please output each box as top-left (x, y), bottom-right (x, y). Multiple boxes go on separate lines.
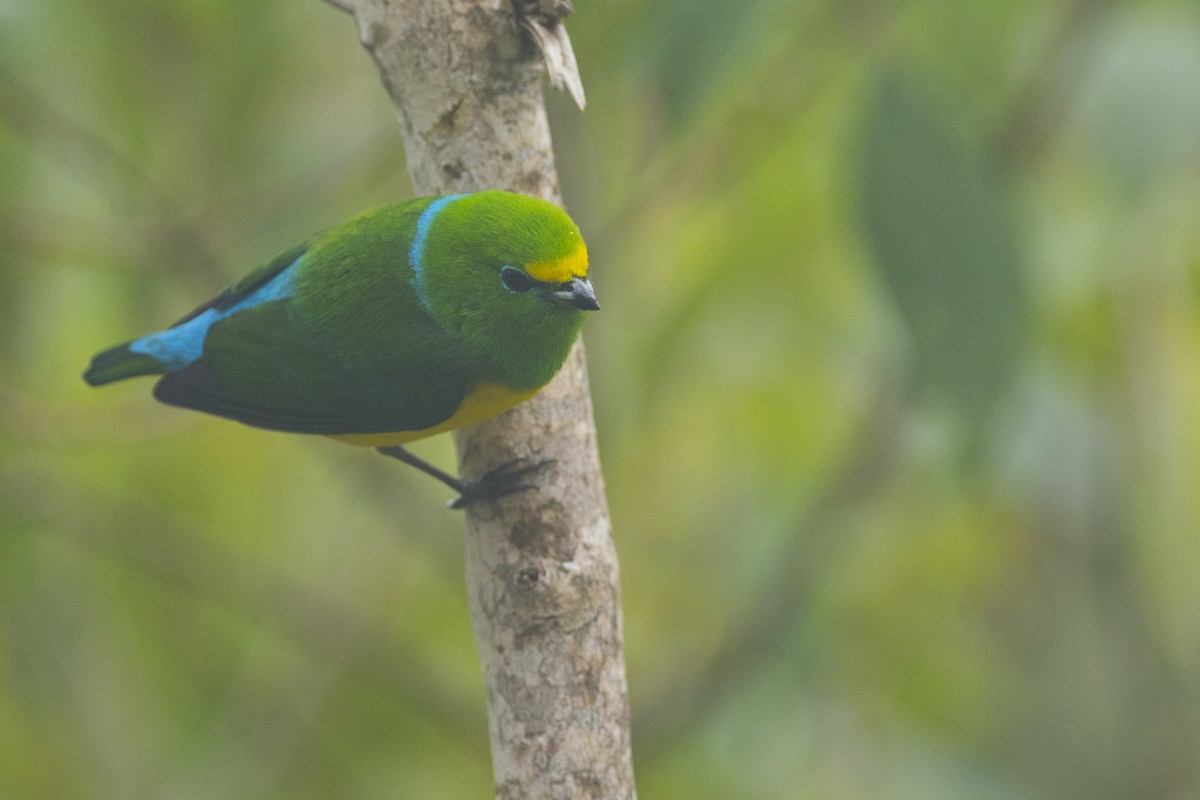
top-left (152, 300), bottom-right (471, 436)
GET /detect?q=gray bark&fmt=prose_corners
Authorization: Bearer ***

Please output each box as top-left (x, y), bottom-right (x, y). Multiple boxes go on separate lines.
top-left (342, 1), bottom-right (635, 797)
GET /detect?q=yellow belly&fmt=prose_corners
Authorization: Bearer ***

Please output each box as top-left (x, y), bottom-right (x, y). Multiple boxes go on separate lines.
top-left (330, 382), bottom-right (540, 447)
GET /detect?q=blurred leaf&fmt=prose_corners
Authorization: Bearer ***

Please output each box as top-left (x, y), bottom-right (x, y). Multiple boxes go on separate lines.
top-left (628, 0), bottom-right (775, 126)
top-left (859, 68), bottom-right (1027, 420)
top-left (1068, 7), bottom-right (1200, 194)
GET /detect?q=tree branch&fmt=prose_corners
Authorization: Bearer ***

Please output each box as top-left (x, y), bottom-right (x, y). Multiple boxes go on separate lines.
top-left (342, 1), bottom-right (634, 797)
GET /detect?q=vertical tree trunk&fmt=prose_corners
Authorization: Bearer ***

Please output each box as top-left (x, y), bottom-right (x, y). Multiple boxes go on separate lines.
top-left (343, 1), bottom-right (635, 797)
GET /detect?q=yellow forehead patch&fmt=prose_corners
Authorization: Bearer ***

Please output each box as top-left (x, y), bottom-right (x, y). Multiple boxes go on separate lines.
top-left (526, 240), bottom-right (588, 284)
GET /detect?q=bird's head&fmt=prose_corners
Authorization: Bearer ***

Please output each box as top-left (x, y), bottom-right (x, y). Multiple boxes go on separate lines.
top-left (413, 190), bottom-right (598, 387)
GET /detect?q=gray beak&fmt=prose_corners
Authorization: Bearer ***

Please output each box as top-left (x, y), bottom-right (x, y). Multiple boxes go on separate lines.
top-left (549, 277), bottom-right (599, 311)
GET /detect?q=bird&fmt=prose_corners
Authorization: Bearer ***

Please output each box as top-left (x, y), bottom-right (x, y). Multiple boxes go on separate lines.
top-left (83, 190), bottom-right (598, 506)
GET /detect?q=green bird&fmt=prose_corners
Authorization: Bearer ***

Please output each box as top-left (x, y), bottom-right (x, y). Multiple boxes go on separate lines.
top-left (83, 190), bottom-right (598, 505)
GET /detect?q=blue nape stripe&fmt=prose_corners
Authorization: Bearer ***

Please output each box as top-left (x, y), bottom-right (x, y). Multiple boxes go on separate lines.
top-left (129, 259), bottom-right (300, 371)
top-left (409, 194), bottom-right (466, 311)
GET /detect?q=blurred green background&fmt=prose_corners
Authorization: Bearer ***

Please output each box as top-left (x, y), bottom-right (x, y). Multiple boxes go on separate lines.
top-left (3, 0), bottom-right (1200, 797)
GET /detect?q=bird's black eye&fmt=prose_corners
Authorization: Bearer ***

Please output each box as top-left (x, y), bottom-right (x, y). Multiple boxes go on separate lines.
top-left (500, 266), bottom-right (533, 293)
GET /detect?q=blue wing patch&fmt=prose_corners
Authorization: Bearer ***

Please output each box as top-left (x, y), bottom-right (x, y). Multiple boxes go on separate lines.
top-left (130, 259), bottom-right (300, 371)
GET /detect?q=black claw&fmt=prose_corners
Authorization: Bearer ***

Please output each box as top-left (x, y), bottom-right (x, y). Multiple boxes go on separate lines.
top-left (448, 458), bottom-right (555, 509)
top-left (377, 446), bottom-right (555, 510)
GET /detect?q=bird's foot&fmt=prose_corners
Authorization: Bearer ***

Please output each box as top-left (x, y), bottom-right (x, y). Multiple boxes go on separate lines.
top-left (376, 446), bottom-right (553, 510)
top-left (448, 457), bottom-right (555, 509)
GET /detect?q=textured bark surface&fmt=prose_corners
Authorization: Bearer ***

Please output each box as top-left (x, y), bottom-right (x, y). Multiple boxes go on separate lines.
top-left (347, 2), bottom-right (635, 797)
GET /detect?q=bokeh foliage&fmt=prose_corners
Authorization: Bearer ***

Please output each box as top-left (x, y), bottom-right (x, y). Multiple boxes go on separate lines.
top-left (3, 0), bottom-right (1200, 798)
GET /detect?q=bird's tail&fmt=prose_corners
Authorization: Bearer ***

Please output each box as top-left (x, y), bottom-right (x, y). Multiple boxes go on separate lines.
top-left (83, 342), bottom-right (166, 386)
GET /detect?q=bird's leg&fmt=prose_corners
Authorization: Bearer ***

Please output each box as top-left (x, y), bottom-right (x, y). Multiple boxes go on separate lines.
top-left (376, 445), bottom-right (465, 493)
top-left (375, 446), bottom-right (554, 509)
